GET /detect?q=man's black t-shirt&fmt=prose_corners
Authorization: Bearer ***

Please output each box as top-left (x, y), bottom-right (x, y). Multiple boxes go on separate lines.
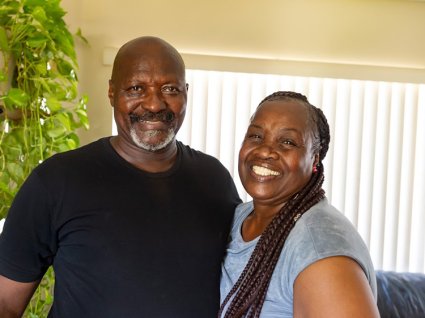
top-left (0, 138), bottom-right (241, 317)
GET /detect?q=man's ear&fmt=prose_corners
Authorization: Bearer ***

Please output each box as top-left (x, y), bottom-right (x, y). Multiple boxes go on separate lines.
top-left (108, 80), bottom-right (114, 107)
top-left (185, 83), bottom-right (189, 92)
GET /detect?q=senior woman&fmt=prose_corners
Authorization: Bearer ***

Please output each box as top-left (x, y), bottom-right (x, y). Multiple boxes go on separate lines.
top-left (219, 91), bottom-right (379, 318)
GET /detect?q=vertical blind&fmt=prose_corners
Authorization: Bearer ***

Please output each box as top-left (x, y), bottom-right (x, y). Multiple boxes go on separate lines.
top-left (177, 69), bottom-right (425, 274)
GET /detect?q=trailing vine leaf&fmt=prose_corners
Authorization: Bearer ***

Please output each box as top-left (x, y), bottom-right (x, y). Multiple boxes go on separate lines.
top-left (0, 26), bottom-right (9, 51)
top-left (0, 69), bottom-right (7, 82)
top-left (6, 162), bottom-right (25, 183)
top-left (0, 0), bottom-right (89, 316)
top-left (4, 87), bottom-right (29, 108)
top-left (45, 96), bottom-right (61, 113)
top-left (75, 27), bottom-right (88, 45)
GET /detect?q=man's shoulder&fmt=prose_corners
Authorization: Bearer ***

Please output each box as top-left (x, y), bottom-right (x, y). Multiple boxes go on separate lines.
top-left (45, 138), bottom-right (108, 162)
top-left (176, 141), bottom-right (238, 195)
top-left (177, 141), bottom-right (224, 167)
top-left (34, 138), bottom-right (110, 177)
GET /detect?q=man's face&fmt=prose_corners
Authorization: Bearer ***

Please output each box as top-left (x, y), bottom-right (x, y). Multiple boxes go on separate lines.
top-left (109, 48), bottom-right (187, 152)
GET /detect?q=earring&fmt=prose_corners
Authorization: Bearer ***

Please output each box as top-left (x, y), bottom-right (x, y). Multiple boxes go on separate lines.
top-left (312, 165), bottom-right (318, 173)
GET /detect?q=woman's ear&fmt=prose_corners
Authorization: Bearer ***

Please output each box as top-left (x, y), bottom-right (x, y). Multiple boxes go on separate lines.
top-left (313, 153), bottom-right (320, 166)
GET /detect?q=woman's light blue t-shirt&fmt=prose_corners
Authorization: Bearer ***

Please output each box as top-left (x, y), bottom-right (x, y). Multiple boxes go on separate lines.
top-left (220, 198), bottom-right (377, 317)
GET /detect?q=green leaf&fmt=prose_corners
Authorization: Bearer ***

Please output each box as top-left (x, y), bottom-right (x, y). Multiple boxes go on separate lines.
top-left (48, 78), bottom-right (76, 100)
top-left (0, 26), bottom-right (9, 51)
top-left (0, 2), bottom-right (20, 13)
top-left (75, 28), bottom-right (89, 45)
top-left (6, 162), bottom-right (25, 183)
top-left (0, 170), bottom-right (11, 185)
top-left (66, 137), bottom-right (77, 149)
top-left (27, 0), bottom-right (65, 20)
top-left (55, 112), bottom-right (72, 131)
top-left (46, 125), bottom-right (66, 138)
top-left (75, 109), bottom-right (89, 130)
top-left (0, 2), bottom-right (20, 23)
top-left (54, 31), bottom-right (76, 60)
top-left (35, 62), bottom-right (48, 75)
top-left (1, 0), bottom-right (89, 238)
top-left (36, 77), bottom-right (52, 94)
top-left (0, 179), bottom-right (15, 197)
top-left (4, 127), bottom-right (25, 147)
top-left (56, 142), bottom-right (70, 152)
top-left (32, 6), bottom-right (47, 23)
top-left (79, 94), bottom-right (89, 108)
top-left (4, 88), bottom-right (29, 107)
top-left (23, 0), bottom-right (45, 7)
top-left (26, 35), bottom-right (48, 48)
top-left (45, 96), bottom-right (61, 113)
top-left (56, 59), bottom-right (74, 77)
top-left (0, 69), bottom-right (7, 82)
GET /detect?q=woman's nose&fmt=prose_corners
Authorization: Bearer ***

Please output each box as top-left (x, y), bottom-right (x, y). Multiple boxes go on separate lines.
top-left (254, 142), bottom-right (279, 160)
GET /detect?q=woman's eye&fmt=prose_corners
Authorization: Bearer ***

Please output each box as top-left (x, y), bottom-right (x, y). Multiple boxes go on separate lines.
top-left (281, 139), bottom-right (296, 146)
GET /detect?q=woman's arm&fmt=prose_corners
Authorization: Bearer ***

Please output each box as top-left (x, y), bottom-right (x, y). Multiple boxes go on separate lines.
top-left (293, 256), bottom-right (380, 318)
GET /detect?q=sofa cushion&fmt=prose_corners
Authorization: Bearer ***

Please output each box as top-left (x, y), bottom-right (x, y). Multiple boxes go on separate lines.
top-left (376, 270), bottom-right (425, 318)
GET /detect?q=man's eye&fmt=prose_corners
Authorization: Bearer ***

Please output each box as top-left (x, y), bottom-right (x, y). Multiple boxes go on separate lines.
top-left (162, 86), bottom-right (179, 94)
top-left (247, 134), bottom-right (261, 140)
top-left (129, 86), bottom-right (143, 91)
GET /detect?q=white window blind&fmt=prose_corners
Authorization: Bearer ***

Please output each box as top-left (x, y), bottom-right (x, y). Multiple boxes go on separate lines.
top-left (112, 69), bottom-right (425, 273)
top-left (177, 69), bottom-right (425, 274)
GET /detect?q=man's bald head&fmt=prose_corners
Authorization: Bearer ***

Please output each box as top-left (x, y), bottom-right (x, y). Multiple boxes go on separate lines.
top-left (110, 36), bottom-right (186, 83)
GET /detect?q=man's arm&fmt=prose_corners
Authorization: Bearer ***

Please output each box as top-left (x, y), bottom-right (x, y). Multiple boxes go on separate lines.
top-left (0, 275), bottom-right (40, 318)
top-left (293, 256), bottom-right (380, 318)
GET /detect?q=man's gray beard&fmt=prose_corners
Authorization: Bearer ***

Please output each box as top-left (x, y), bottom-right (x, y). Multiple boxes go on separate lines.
top-left (130, 127), bottom-right (175, 152)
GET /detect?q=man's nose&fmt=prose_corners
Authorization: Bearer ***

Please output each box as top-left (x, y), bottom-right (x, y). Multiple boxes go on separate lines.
top-left (142, 88), bottom-right (166, 112)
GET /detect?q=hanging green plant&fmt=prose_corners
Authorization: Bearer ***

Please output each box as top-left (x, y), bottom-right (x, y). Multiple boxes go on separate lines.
top-left (0, 0), bottom-right (89, 316)
top-left (0, 0), bottom-right (89, 220)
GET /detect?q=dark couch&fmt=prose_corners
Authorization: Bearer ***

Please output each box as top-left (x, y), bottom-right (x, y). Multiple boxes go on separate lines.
top-left (376, 270), bottom-right (425, 318)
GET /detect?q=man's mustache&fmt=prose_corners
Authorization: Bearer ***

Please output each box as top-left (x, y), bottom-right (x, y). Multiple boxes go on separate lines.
top-left (130, 110), bottom-right (175, 124)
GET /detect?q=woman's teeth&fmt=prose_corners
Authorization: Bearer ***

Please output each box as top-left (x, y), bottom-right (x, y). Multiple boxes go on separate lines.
top-left (252, 165), bottom-right (280, 176)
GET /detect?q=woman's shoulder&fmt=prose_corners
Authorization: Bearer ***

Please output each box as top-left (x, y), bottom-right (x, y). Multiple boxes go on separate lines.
top-left (299, 198), bottom-right (355, 231)
top-left (232, 201), bottom-right (252, 222)
top-left (279, 198), bottom-right (376, 295)
top-left (290, 198), bottom-right (367, 258)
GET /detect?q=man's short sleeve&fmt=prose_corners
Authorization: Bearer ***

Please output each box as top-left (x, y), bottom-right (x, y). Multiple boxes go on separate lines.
top-left (0, 169), bottom-right (55, 282)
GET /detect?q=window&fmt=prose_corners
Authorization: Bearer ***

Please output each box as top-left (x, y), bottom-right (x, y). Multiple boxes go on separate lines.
top-left (113, 69), bottom-right (425, 273)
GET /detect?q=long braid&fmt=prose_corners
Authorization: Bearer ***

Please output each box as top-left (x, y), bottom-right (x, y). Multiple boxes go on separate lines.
top-left (219, 91), bottom-right (331, 318)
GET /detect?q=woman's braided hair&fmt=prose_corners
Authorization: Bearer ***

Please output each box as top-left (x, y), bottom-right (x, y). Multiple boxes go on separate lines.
top-left (219, 91), bottom-right (331, 318)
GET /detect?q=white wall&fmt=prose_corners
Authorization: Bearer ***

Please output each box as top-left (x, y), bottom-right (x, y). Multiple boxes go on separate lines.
top-left (61, 0), bottom-right (425, 145)
top-left (56, 0), bottom-right (425, 272)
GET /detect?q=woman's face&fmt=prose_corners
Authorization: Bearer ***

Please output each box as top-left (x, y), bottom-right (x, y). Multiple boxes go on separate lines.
top-left (238, 99), bottom-right (318, 207)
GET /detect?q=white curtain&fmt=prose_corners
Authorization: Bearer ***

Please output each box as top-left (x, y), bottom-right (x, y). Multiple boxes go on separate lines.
top-left (177, 69), bottom-right (425, 274)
